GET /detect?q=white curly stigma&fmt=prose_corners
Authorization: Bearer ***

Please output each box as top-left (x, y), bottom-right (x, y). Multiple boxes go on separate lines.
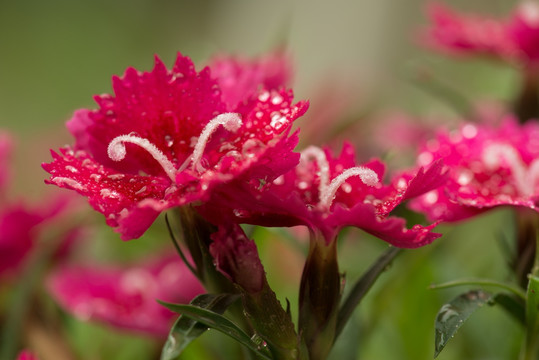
top-left (319, 167), bottom-right (379, 210)
top-left (108, 134), bottom-right (177, 181)
top-left (178, 112), bottom-right (242, 173)
top-left (301, 146), bottom-right (331, 199)
top-left (482, 143), bottom-right (539, 196)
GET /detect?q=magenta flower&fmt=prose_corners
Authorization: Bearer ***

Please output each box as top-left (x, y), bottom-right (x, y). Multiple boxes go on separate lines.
top-left (422, 2), bottom-right (513, 60)
top-left (409, 116), bottom-right (539, 222)
top-left (16, 350), bottom-right (39, 360)
top-left (43, 53), bottom-right (308, 240)
top-left (208, 50), bottom-right (292, 110)
top-left (47, 255), bottom-right (204, 337)
top-left (202, 143), bottom-right (445, 248)
top-left (421, 2), bottom-right (539, 68)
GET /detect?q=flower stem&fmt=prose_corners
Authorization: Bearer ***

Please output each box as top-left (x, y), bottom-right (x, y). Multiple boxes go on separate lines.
top-left (520, 225), bottom-right (539, 360)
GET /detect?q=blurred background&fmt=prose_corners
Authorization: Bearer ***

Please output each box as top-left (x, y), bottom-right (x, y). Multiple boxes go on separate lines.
top-left (0, 0), bottom-right (528, 359)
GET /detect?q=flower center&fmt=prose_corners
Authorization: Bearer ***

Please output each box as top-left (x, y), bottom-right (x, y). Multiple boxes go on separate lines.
top-left (482, 143), bottom-right (539, 196)
top-left (108, 134), bottom-right (177, 181)
top-left (178, 112), bottom-right (243, 173)
top-left (300, 146), bottom-right (379, 211)
top-left (107, 112), bottom-right (242, 181)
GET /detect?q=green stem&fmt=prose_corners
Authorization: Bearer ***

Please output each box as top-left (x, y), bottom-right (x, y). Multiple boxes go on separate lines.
top-left (430, 278), bottom-right (526, 301)
top-left (520, 229), bottom-right (539, 360)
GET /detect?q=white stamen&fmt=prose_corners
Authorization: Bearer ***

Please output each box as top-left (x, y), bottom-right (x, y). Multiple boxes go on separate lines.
top-left (319, 167), bottom-right (379, 210)
top-left (107, 135), bottom-right (177, 181)
top-left (300, 146), bottom-right (331, 199)
top-left (482, 143), bottom-right (538, 196)
top-left (178, 112), bottom-right (242, 173)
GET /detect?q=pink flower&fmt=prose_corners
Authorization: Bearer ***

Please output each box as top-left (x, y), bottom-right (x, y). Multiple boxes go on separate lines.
top-left (201, 143), bottom-right (445, 248)
top-left (409, 116), bottom-right (539, 222)
top-left (47, 255), bottom-right (204, 337)
top-left (16, 350), bottom-right (38, 360)
top-left (208, 50), bottom-right (292, 110)
top-left (43, 53), bottom-right (308, 240)
top-left (422, 2), bottom-right (514, 60)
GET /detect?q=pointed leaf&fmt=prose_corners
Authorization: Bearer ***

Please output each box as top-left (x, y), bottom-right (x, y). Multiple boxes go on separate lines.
top-left (160, 293), bottom-right (240, 360)
top-left (336, 247), bottom-right (401, 337)
top-left (434, 290), bottom-right (492, 358)
top-left (158, 300), bottom-right (273, 360)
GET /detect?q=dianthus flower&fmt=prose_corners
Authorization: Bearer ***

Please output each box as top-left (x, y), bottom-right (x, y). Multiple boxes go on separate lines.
top-left (422, 2), bottom-right (539, 68)
top-left (202, 143), bottom-right (445, 248)
top-left (409, 116), bottom-right (539, 222)
top-left (48, 255), bottom-right (204, 337)
top-left (43, 53), bottom-right (308, 240)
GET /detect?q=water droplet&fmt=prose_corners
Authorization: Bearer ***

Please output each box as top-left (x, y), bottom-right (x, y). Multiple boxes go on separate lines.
top-left (107, 174), bottom-right (125, 180)
top-left (298, 181), bottom-right (309, 190)
top-left (242, 139), bottom-right (264, 158)
top-left (270, 113), bottom-right (288, 132)
top-left (164, 135), bottom-right (174, 147)
top-left (258, 91), bottom-right (270, 102)
top-left (65, 165), bottom-right (79, 173)
top-left (341, 183), bottom-right (352, 193)
top-left (457, 170), bottom-right (474, 185)
top-left (53, 177), bottom-right (86, 191)
top-left (271, 94), bottom-right (283, 105)
top-left (90, 174), bottom-right (102, 182)
top-left (135, 186), bottom-right (147, 195)
top-left (100, 188), bottom-right (120, 199)
top-left (233, 209), bottom-right (250, 218)
top-left (273, 175), bottom-right (285, 185)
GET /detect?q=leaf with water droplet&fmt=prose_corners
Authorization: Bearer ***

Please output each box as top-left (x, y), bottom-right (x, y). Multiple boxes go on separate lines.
top-left (434, 290), bottom-right (492, 358)
top-left (159, 298), bottom-right (273, 360)
top-left (160, 293), bottom-right (240, 360)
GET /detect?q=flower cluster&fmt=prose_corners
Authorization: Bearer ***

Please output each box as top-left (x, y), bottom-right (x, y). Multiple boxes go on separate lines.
top-left (39, 51), bottom-right (445, 359)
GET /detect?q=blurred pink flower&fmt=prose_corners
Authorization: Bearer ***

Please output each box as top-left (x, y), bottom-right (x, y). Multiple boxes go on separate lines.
top-left (48, 255), bottom-right (204, 337)
top-left (208, 50), bottom-right (292, 110)
top-left (421, 2), bottom-right (539, 68)
top-left (43, 53), bottom-right (308, 240)
top-left (410, 116), bottom-right (539, 221)
top-left (202, 143), bottom-right (445, 248)
top-left (16, 350), bottom-right (38, 360)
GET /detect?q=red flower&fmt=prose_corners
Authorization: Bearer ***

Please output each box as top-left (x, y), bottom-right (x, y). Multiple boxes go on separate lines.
top-left (421, 2), bottom-right (539, 68)
top-left (201, 143), bottom-right (444, 248)
top-left (43, 53), bottom-right (308, 240)
top-left (47, 255), bottom-right (204, 337)
top-left (409, 117), bottom-right (539, 222)
top-left (208, 50), bottom-right (292, 110)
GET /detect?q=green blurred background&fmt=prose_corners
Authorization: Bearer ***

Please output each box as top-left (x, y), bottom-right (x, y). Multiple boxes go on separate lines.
top-left (0, 0), bottom-right (529, 359)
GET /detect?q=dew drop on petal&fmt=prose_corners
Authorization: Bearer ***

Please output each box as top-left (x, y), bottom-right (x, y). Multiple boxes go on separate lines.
top-left (424, 190), bottom-right (438, 204)
top-left (273, 175), bottom-right (285, 185)
top-left (462, 124), bottom-right (478, 139)
top-left (341, 183), bottom-right (352, 193)
top-left (258, 91), bottom-right (270, 102)
top-left (242, 139), bottom-right (264, 158)
top-left (270, 113), bottom-right (289, 133)
top-left (271, 94), bottom-right (283, 105)
top-left (298, 181), bottom-right (309, 190)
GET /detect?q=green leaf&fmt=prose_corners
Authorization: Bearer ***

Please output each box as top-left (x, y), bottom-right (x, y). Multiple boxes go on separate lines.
top-left (158, 300), bottom-right (273, 360)
top-left (160, 294), bottom-right (240, 360)
top-left (336, 247), bottom-right (401, 338)
top-left (434, 290), bottom-right (492, 358)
